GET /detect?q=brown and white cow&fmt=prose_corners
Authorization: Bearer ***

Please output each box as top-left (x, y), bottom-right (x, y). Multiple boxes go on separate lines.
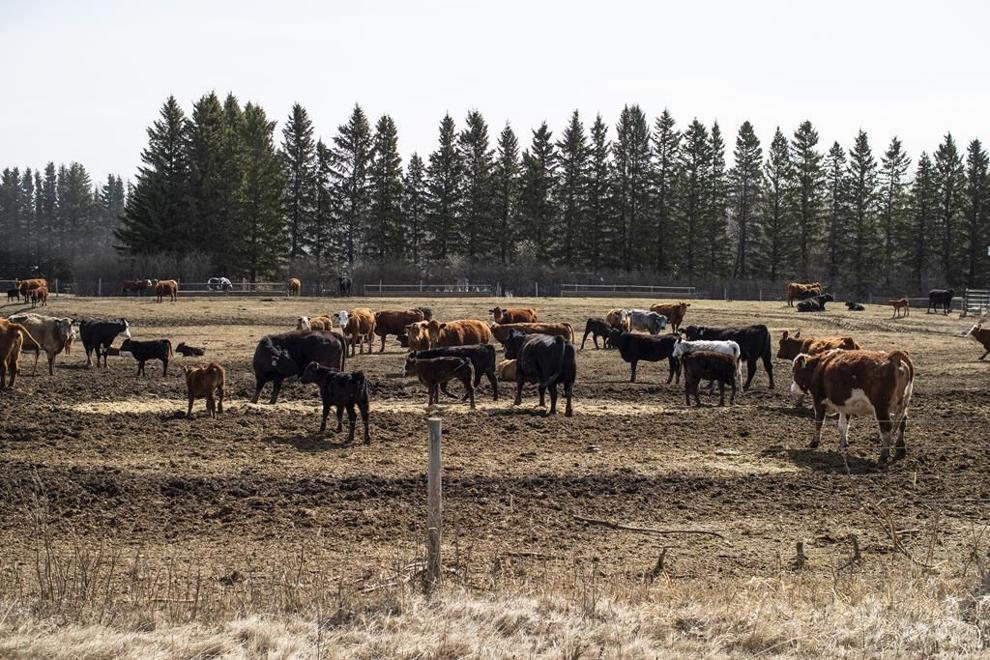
top-left (786, 282), bottom-right (823, 307)
top-left (122, 279), bottom-right (152, 295)
top-left (966, 322), bottom-right (990, 360)
top-left (336, 308), bottom-right (375, 356)
top-left (7, 313), bottom-right (74, 375)
top-left (776, 330), bottom-right (860, 361)
top-left (287, 277), bottom-right (301, 296)
top-left (154, 279), bottom-right (178, 303)
top-left (297, 315), bottom-right (334, 332)
top-left (790, 349), bottom-right (915, 464)
top-left (605, 308), bottom-right (630, 330)
top-left (649, 302), bottom-right (690, 333)
top-left (405, 321), bottom-right (432, 351)
top-left (489, 306), bottom-right (538, 324)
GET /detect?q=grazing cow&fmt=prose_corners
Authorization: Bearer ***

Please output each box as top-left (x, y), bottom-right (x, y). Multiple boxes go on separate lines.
top-left (17, 278), bottom-right (47, 298)
top-left (301, 362), bottom-right (371, 442)
top-left (790, 349), bottom-right (915, 464)
top-left (0, 319), bottom-right (41, 389)
top-left (374, 309), bottom-right (429, 352)
top-left (407, 344), bottom-right (499, 401)
top-left (888, 297), bottom-right (910, 317)
top-left (608, 330), bottom-right (679, 383)
top-left (29, 286), bottom-right (49, 307)
top-left (7, 288), bottom-right (21, 302)
top-left (605, 308), bottom-right (630, 330)
top-left (121, 279), bottom-right (152, 295)
top-left (682, 325), bottom-right (774, 390)
top-left (489, 306), bottom-right (538, 324)
top-left (405, 356), bottom-right (476, 409)
top-left (776, 330), bottom-right (860, 361)
top-left (503, 330), bottom-right (576, 416)
top-left (845, 301), bottom-right (865, 311)
top-left (671, 338), bottom-right (742, 384)
top-left (490, 322), bottom-right (573, 346)
top-left (297, 315), bottom-right (334, 332)
top-left (649, 302), bottom-right (690, 333)
top-left (338, 276), bottom-right (352, 296)
top-left (405, 321), bottom-right (432, 350)
top-left (797, 293), bottom-right (834, 312)
top-left (786, 282), bottom-right (823, 306)
top-left (78, 318), bottom-right (131, 367)
top-left (251, 330), bottom-right (346, 404)
top-left (154, 279), bottom-right (178, 303)
top-left (497, 359), bottom-right (517, 382)
top-left (182, 362), bottom-right (226, 418)
top-left (120, 339), bottom-right (173, 376)
top-left (7, 313), bottom-right (73, 375)
top-left (175, 342), bottom-right (206, 357)
top-left (966, 322), bottom-right (990, 360)
top-left (287, 277), bottom-right (301, 296)
top-left (682, 351), bottom-right (738, 406)
top-left (580, 317), bottom-right (613, 350)
top-left (427, 319), bottom-right (493, 347)
top-left (628, 308), bottom-right (667, 334)
top-left (927, 289), bottom-right (954, 315)
top-left (336, 308), bottom-right (375, 356)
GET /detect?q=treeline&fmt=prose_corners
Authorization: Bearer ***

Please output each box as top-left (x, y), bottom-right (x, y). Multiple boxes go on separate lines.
top-left (0, 164), bottom-right (125, 278)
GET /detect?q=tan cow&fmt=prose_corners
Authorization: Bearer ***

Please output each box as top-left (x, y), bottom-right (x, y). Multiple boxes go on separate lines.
top-left (336, 308), bottom-right (375, 356)
top-left (605, 308), bottom-right (630, 330)
top-left (16, 278), bottom-right (47, 298)
top-left (649, 302), bottom-right (690, 332)
top-left (155, 279), bottom-right (178, 303)
top-left (0, 319), bottom-right (41, 389)
top-left (490, 322), bottom-right (574, 346)
top-left (426, 319), bottom-right (492, 347)
top-left (288, 278), bottom-right (301, 296)
top-left (777, 330), bottom-right (860, 361)
top-left (786, 282), bottom-right (823, 307)
top-left (298, 315), bottom-right (334, 332)
top-left (183, 362), bottom-right (226, 418)
top-left (7, 313), bottom-right (74, 375)
top-left (489, 306), bottom-right (538, 324)
top-left (405, 321), bottom-right (432, 350)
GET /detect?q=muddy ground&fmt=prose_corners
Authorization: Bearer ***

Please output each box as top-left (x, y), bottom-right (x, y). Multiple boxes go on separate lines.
top-left (2, 294), bottom-right (988, 586)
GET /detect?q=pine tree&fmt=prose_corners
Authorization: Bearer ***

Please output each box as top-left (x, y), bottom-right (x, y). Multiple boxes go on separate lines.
top-left (329, 104), bottom-right (372, 267)
top-left (214, 93), bottom-right (246, 274)
top-left (518, 122), bottom-right (557, 261)
top-left (312, 139), bottom-right (334, 269)
top-left (19, 168), bottom-right (36, 263)
top-left (612, 105), bottom-right (652, 271)
top-left (556, 110), bottom-right (589, 265)
top-left (458, 110), bottom-right (494, 260)
top-left (703, 122), bottom-right (730, 276)
top-left (789, 121), bottom-right (824, 278)
top-left (729, 121), bottom-right (762, 278)
top-left (846, 131), bottom-right (879, 296)
top-left (878, 137), bottom-right (911, 289)
top-left (651, 109), bottom-right (678, 273)
top-left (759, 127), bottom-right (795, 280)
top-left (0, 169), bottom-right (20, 259)
top-left (238, 103), bottom-right (285, 280)
top-left (39, 162), bottom-right (57, 262)
top-left (366, 114), bottom-right (404, 261)
top-left (824, 142), bottom-right (848, 282)
top-left (933, 133), bottom-right (966, 286)
top-left (185, 92), bottom-right (227, 253)
top-left (677, 119), bottom-right (711, 276)
top-left (279, 102), bottom-right (317, 260)
top-left (492, 125), bottom-right (520, 265)
top-left (425, 114), bottom-right (462, 261)
top-left (904, 153), bottom-right (936, 288)
top-left (402, 153), bottom-right (428, 267)
top-left (963, 140), bottom-right (990, 287)
top-left (585, 115), bottom-right (613, 270)
top-left (97, 174), bottom-right (126, 248)
top-left (60, 162), bottom-right (94, 261)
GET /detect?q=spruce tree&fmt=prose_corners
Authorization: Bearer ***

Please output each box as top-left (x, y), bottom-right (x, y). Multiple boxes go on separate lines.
top-left (704, 122), bottom-right (730, 276)
top-left (366, 114), bottom-right (404, 261)
top-left (759, 127), bottom-right (795, 280)
top-left (651, 109), bottom-right (679, 273)
top-left (425, 114), bottom-right (462, 261)
top-left (279, 102), bottom-right (317, 260)
top-left (824, 142), bottom-right (848, 282)
top-left (39, 162), bottom-right (57, 263)
top-left (904, 153), bottom-right (936, 288)
top-left (329, 104), bottom-right (372, 267)
top-left (846, 131), bottom-right (879, 296)
top-left (789, 121), bottom-right (824, 278)
top-left (214, 93), bottom-right (246, 274)
top-left (878, 137), bottom-right (910, 288)
top-left (556, 110), bottom-right (589, 265)
top-left (518, 122), bottom-right (558, 261)
top-left (729, 121), bottom-right (762, 278)
top-left (933, 133), bottom-right (966, 285)
top-left (963, 140), bottom-right (989, 287)
top-left (185, 92), bottom-right (227, 254)
top-left (585, 115), bottom-right (613, 270)
top-left (458, 110), bottom-right (494, 259)
top-left (677, 119), bottom-right (711, 276)
top-left (612, 105), bottom-right (652, 271)
top-left (492, 125), bottom-right (520, 265)
top-left (60, 162), bottom-right (94, 261)
top-left (19, 168), bottom-right (36, 263)
top-left (312, 139), bottom-right (334, 269)
top-left (402, 153), bottom-right (428, 267)
top-left (238, 103), bottom-right (285, 280)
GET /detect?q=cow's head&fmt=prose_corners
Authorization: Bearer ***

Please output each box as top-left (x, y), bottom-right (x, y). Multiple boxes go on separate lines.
top-left (403, 353), bottom-right (419, 377)
top-left (297, 316), bottom-right (311, 331)
top-left (300, 361), bottom-right (324, 385)
top-left (503, 330), bottom-right (527, 360)
top-left (335, 310), bottom-right (350, 331)
top-left (488, 307), bottom-right (503, 320)
top-left (607, 328), bottom-right (625, 348)
top-left (966, 322), bottom-right (984, 339)
top-left (425, 320), bottom-right (444, 344)
top-left (682, 325), bottom-right (704, 340)
top-left (777, 330), bottom-right (804, 360)
top-left (790, 353), bottom-right (818, 402)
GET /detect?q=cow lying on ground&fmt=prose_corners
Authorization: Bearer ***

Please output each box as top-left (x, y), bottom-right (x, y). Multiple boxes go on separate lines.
top-left (790, 349), bottom-right (915, 465)
top-left (682, 351), bottom-right (738, 406)
top-left (608, 329), bottom-right (678, 383)
top-left (489, 306), bottom-right (538, 324)
top-left (120, 339), bottom-right (173, 376)
top-left (252, 330), bottom-right (346, 404)
top-left (8, 313), bottom-right (73, 375)
top-left (628, 308), bottom-right (667, 334)
top-left (605, 308), bottom-right (630, 330)
top-left (966, 322), bottom-right (990, 360)
top-left (682, 324), bottom-right (774, 390)
top-left (787, 282), bottom-right (823, 306)
top-left (845, 301), bottom-right (865, 311)
top-left (580, 318), bottom-right (612, 350)
top-left (79, 318), bottom-right (131, 367)
top-left (503, 330), bottom-right (576, 416)
top-left (928, 289), bottom-right (954, 314)
top-left (888, 297), bottom-right (910, 317)
top-left (490, 322), bottom-right (573, 346)
top-left (298, 315), bottom-right (334, 331)
top-left (0, 319), bottom-right (41, 389)
top-left (405, 356), bottom-right (476, 409)
top-left (777, 331), bottom-right (859, 361)
top-left (649, 302), bottom-right (690, 332)
top-left (375, 309), bottom-right (428, 352)
top-left (175, 342), bottom-right (206, 357)
top-left (336, 308), bottom-right (375, 356)
top-left (427, 319), bottom-right (493, 347)
top-left (183, 362), bottom-right (225, 418)
top-left (407, 344), bottom-right (498, 400)
top-left (797, 293), bottom-right (834, 312)
top-left (671, 338), bottom-right (742, 384)
top-left (301, 362), bottom-right (371, 442)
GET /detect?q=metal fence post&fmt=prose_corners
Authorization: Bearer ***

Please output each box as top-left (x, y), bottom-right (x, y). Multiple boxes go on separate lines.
top-left (425, 417), bottom-right (443, 590)
top-left (97, 278), bottom-right (102, 297)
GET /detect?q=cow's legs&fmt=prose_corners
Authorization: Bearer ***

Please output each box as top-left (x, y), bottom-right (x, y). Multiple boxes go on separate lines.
top-left (513, 375), bottom-right (524, 406)
top-left (0, 360), bottom-right (6, 390)
top-left (718, 381), bottom-right (725, 406)
top-left (762, 354), bottom-right (775, 389)
top-left (207, 394), bottom-right (217, 418)
top-left (743, 358), bottom-right (757, 390)
top-left (345, 404), bottom-right (357, 442)
top-left (162, 358), bottom-right (168, 376)
top-left (666, 357), bottom-right (677, 384)
top-left (32, 350), bottom-right (39, 374)
top-left (466, 378), bottom-right (475, 410)
top-left (980, 350), bottom-right (989, 360)
top-left (580, 331), bottom-right (589, 350)
top-left (538, 384), bottom-right (546, 407)
top-left (876, 413), bottom-right (892, 464)
top-left (187, 396), bottom-right (195, 418)
top-left (684, 379), bottom-right (692, 406)
top-left (379, 335), bottom-right (386, 353)
top-left (251, 380), bottom-right (265, 404)
top-left (358, 398), bottom-right (370, 444)
top-left (563, 381), bottom-right (573, 417)
top-left (216, 384), bottom-right (223, 414)
top-left (629, 360), bottom-right (638, 383)
top-left (547, 383), bottom-right (558, 415)
top-left (269, 378), bottom-right (283, 404)
top-left (486, 369), bottom-right (499, 401)
top-left (729, 381), bottom-right (736, 405)
top-left (894, 415), bottom-right (907, 459)
top-left (317, 399), bottom-right (330, 433)
top-left (810, 403), bottom-right (826, 448)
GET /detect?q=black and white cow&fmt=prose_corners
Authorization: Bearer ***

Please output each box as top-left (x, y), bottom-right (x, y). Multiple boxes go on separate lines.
top-left (79, 318), bottom-right (131, 368)
top-left (682, 324), bottom-right (774, 390)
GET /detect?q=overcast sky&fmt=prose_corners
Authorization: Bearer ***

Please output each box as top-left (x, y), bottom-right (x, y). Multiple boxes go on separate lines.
top-left (2, 0), bottom-right (988, 183)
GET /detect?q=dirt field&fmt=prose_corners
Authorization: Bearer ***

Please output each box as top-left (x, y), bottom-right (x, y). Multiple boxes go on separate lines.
top-left (2, 294), bottom-right (989, 655)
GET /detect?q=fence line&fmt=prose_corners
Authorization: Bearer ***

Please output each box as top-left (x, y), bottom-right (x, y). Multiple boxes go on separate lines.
top-left (560, 283), bottom-right (697, 299)
top-left (364, 283), bottom-right (494, 297)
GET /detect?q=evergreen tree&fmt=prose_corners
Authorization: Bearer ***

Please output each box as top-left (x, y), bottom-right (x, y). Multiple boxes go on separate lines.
top-left (492, 124), bottom-right (520, 265)
top-left (39, 162), bottom-right (57, 262)
top-left (458, 110), bottom-right (494, 259)
top-left (651, 109), bottom-right (679, 272)
top-left (585, 115), bottom-right (613, 270)
top-left (213, 93), bottom-right (246, 273)
top-left (312, 139), bottom-right (334, 269)
top-left (19, 168), bottom-right (36, 263)
top-left (60, 162), bottom-right (94, 261)
top-left (703, 122), bottom-right (730, 276)
top-left (366, 114), bottom-right (404, 261)
top-left (238, 103), bottom-right (285, 280)
top-left (904, 153), bottom-right (936, 288)
top-left (758, 127), bottom-right (795, 280)
top-left (823, 142), bottom-right (848, 282)
top-left (676, 119), bottom-right (711, 276)
top-left (279, 102), bottom-right (317, 259)
top-left (556, 110), bottom-right (589, 265)
top-left (402, 153), bottom-right (428, 267)
top-left (933, 133), bottom-right (966, 285)
top-left (518, 122), bottom-right (557, 260)
top-left (845, 131), bottom-right (879, 295)
top-left (425, 114), bottom-right (462, 261)
top-left (963, 139), bottom-right (990, 287)
top-left (612, 105), bottom-right (652, 271)
top-left (329, 104), bottom-right (372, 267)
top-left (789, 121), bottom-right (824, 278)
top-left (185, 92), bottom-right (226, 253)
top-left (878, 137), bottom-right (910, 288)
top-left (729, 121), bottom-right (762, 278)
top-left (0, 169), bottom-right (20, 257)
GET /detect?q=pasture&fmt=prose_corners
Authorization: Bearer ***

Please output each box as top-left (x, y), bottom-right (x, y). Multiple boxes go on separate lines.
top-left (2, 294), bottom-right (989, 656)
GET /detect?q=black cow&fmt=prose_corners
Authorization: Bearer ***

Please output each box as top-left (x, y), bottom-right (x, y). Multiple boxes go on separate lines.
top-left (608, 330), bottom-right (678, 383)
top-left (504, 330), bottom-right (576, 416)
top-left (406, 344), bottom-right (498, 400)
top-left (338, 276), bottom-right (352, 296)
top-left (251, 330), bottom-right (346, 404)
top-left (119, 338), bottom-right (172, 376)
top-left (682, 324), bottom-right (774, 390)
top-left (928, 289), bottom-right (954, 315)
top-left (580, 318), bottom-right (613, 350)
top-left (300, 362), bottom-right (371, 443)
top-left (845, 301), bottom-right (865, 311)
top-left (797, 293), bottom-right (834, 312)
top-left (175, 342), bottom-right (206, 357)
top-left (79, 318), bottom-right (131, 368)
top-left (6, 288), bottom-right (19, 302)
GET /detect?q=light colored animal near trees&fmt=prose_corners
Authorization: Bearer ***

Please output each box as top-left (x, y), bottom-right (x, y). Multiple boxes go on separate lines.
top-left (6, 313), bottom-right (73, 375)
top-left (605, 308), bottom-right (630, 330)
top-left (183, 362), bottom-right (226, 418)
top-left (966, 322), bottom-right (990, 360)
top-left (287, 277), bottom-right (302, 296)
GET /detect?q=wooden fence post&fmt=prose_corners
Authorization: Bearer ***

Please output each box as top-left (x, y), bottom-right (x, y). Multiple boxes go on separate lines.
top-left (425, 417), bottom-right (443, 590)
top-left (97, 278), bottom-right (102, 297)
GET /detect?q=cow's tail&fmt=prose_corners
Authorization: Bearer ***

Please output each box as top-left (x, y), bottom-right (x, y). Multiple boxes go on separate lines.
top-left (886, 350), bottom-right (914, 424)
top-left (541, 335), bottom-right (567, 389)
top-left (12, 324), bottom-right (41, 353)
top-left (165, 339), bottom-right (173, 358)
top-left (564, 323), bottom-right (575, 344)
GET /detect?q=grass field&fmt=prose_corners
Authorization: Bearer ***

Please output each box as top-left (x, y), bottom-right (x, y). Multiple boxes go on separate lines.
top-left (1, 294), bottom-right (989, 657)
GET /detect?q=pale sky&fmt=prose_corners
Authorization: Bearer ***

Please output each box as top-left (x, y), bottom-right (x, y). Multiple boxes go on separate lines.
top-left (2, 0), bottom-right (988, 183)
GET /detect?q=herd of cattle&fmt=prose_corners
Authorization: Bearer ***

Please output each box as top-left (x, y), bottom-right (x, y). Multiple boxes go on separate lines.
top-left (1, 277), bottom-right (988, 466)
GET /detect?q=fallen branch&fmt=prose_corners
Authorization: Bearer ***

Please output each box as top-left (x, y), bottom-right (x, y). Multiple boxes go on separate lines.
top-left (867, 501), bottom-right (938, 570)
top-left (572, 514), bottom-right (726, 540)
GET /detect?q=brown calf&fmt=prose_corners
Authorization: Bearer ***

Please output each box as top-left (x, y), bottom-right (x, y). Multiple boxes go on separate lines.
top-left (405, 356), bottom-right (476, 409)
top-left (155, 279), bottom-right (178, 303)
top-left (489, 306), bottom-right (538, 324)
top-left (426, 319), bottom-right (492, 347)
top-left (888, 297), bottom-right (910, 317)
top-left (777, 330), bottom-right (860, 361)
top-left (17, 278), bottom-right (47, 298)
top-left (375, 309), bottom-right (427, 352)
top-left (405, 321), bottom-right (432, 350)
top-left (649, 302), bottom-right (690, 332)
top-left (490, 322), bottom-right (574, 346)
top-left (497, 358), bottom-right (517, 381)
top-left (343, 308), bottom-right (376, 356)
top-left (786, 282), bottom-right (823, 307)
top-left (682, 350), bottom-right (738, 406)
top-left (30, 286), bottom-right (49, 307)
top-left (183, 362), bottom-right (226, 418)
top-left (0, 319), bottom-right (41, 389)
